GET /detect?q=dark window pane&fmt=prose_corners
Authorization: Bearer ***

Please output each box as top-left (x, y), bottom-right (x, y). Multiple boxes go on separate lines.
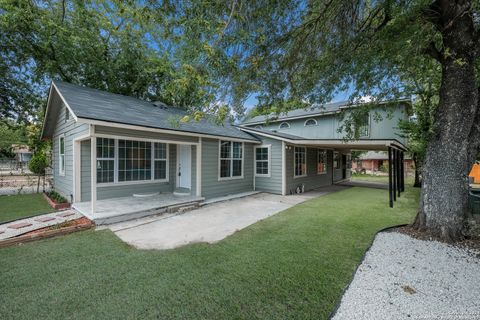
top-left (220, 141), bottom-right (231, 158)
top-left (233, 142), bottom-right (242, 159)
top-left (232, 160), bottom-right (242, 176)
top-left (154, 160), bottom-right (167, 180)
top-left (220, 159), bottom-right (231, 177)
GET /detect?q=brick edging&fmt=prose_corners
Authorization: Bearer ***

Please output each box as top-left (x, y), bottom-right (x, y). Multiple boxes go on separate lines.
top-left (43, 193), bottom-right (71, 210)
top-left (0, 222), bottom-right (94, 249)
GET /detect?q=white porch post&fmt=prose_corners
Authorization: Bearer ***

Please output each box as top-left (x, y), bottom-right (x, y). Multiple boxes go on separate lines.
top-left (196, 138), bottom-right (202, 197)
top-left (90, 125), bottom-right (97, 215)
top-left (282, 141), bottom-right (287, 195)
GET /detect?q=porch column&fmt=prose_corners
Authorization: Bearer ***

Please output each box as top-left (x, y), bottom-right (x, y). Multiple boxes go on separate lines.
top-left (90, 127), bottom-right (97, 215)
top-left (393, 148), bottom-right (397, 202)
top-left (396, 149), bottom-right (401, 198)
top-left (388, 147), bottom-right (393, 208)
top-left (196, 138), bottom-right (202, 197)
top-left (400, 151), bottom-right (405, 192)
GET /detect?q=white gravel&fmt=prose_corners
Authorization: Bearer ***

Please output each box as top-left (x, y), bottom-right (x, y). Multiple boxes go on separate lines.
top-left (332, 232), bottom-right (480, 320)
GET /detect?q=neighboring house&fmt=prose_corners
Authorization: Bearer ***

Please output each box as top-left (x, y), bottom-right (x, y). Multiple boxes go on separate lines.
top-left (41, 81), bottom-right (409, 222)
top-left (351, 151), bottom-right (414, 174)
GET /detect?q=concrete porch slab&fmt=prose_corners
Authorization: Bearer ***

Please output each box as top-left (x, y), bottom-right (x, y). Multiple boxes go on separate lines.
top-left (73, 193), bottom-right (205, 225)
top-left (112, 186), bottom-right (347, 250)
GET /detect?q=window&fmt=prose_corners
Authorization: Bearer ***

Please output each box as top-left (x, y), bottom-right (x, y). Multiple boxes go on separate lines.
top-left (96, 138), bottom-right (115, 183)
top-left (118, 140), bottom-right (151, 182)
top-left (356, 113), bottom-right (370, 137)
top-left (334, 151), bottom-right (340, 169)
top-left (255, 146), bottom-right (270, 176)
top-left (59, 136), bottom-right (65, 176)
top-left (304, 118), bottom-right (317, 126)
top-left (154, 142), bottom-right (168, 180)
top-left (219, 141), bottom-right (243, 179)
top-left (317, 149), bottom-right (327, 174)
top-left (279, 122), bottom-right (290, 129)
top-left (294, 147), bottom-right (307, 177)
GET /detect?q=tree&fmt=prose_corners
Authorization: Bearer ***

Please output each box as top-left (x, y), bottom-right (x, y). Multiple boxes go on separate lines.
top-left (166, 0), bottom-right (480, 241)
top-left (28, 149), bottom-right (48, 193)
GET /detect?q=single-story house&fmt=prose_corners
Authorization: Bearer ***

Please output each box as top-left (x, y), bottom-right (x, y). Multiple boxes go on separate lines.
top-left (351, 151), bottom-right (414, 174)
top-left (41, 81), bottom-right (409, 223)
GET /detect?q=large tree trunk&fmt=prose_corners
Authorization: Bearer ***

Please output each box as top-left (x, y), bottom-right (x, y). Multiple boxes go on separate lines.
top-left (414, 0), bottom-right (479, 241)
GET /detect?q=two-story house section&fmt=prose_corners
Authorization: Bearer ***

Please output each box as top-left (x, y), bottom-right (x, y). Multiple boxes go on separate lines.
top-left (238, 100), bottom-right (410, 195)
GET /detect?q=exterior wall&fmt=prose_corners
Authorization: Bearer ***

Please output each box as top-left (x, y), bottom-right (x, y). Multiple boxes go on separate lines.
top-left (52, 99), bottom-right (89, 201)
top-left (248, 104), bottom-right (409, 144)
top-left (284, 147), bottom-right (335, 194)
top-left (94, 126), bottom-right (198, 143)
top-left (254, 137), bottom-right (283, 194)
top-left (201, 138), bottom-right (254, 199)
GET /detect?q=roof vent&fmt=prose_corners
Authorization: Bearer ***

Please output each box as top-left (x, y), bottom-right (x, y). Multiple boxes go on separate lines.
top-left (152, 101), bottom-right (168, 109)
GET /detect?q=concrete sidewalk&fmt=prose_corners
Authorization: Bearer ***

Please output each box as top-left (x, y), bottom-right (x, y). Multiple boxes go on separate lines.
top-left (110, 186), bottom-right (347, 250)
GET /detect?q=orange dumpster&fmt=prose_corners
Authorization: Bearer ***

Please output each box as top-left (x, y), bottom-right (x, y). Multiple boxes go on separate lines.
top-left (470, 162), bottom-right (480, 184)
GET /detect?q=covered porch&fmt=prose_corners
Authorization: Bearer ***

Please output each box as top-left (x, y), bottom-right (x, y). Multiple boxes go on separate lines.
top-left (72, 124), bottom-right (203, 223)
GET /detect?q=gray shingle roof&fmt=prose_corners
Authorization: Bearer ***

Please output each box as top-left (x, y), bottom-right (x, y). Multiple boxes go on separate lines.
top-left (53, 81), bottom-right (258, 141)
top-left (242, 101), bottom-right (347, 124)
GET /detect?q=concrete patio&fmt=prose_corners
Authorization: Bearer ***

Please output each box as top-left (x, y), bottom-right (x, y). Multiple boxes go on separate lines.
top-left (73, 193), bottom-right (204, 225)
top-left (109, 185), bottom-right (348, 250)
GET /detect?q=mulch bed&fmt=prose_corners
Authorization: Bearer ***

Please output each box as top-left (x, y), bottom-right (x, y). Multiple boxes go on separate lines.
top-left (0, 217), bottom-right (94, 249)
top-left (395, 225), bottom-right (480, 254)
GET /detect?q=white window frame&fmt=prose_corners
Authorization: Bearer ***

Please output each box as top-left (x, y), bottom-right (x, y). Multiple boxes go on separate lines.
top-left (304, 118), bottom-right (318, 127)
top-left (357, 113), bottom-right (370, 137)
top-left (293, 146), bottom-right (307, 178)
top-left (59, 134), bottom-right (65, 176)
top-left (95, 137), bottom-right (170, 187)
top-left (254, 145), bottom-right (271, 177)
top-left (96, 137), bottom-right (115, 184)
top-left (279, 122), bottom-right (290, 129)
top-left (218, 140), bottom-right (244, 181)
top-left (153, 142), bottom-right (169, 182)
top-left (317, 149), bottom-right (327, 175)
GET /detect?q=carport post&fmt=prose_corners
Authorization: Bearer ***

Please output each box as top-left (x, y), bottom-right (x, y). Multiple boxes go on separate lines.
top-left (393, 148), bottom-right (397, 202)
top-left (388, 147), bottom-right (393, 208)
top-left (400, 151), bottom-right (405, 192)
top-left (396, 149), bottom-right (401, 198)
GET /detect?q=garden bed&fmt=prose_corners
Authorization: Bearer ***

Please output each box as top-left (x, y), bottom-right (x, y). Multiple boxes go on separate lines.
top-left (43, 191), bottom-right (70, 210)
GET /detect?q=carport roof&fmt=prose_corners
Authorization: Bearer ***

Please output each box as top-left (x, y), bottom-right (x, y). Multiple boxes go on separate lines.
top-left (239, 127), bottom-right (407, 151)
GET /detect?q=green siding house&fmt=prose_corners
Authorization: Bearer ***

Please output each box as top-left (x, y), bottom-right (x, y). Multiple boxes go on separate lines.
top-left (41, 81), bottom-right (408, 223)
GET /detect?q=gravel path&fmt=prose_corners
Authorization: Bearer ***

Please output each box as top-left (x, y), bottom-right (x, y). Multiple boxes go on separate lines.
top-left (332, 232), bottom-right (480, 320)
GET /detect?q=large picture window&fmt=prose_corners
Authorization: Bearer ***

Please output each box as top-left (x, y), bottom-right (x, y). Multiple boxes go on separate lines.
top-left (294, 147), bottom-right (307, 177)
top-left (317, 149), bottom-right (327, 174)
top-left (219, 141), bottom-right (243, 179)
top-left (96, 138), bottom-right (115, 183)
top-left (118, 140), bottom-right (151, 182)
top-left (59, 136), bottom-right (65, 176)
top-left (154, 142), bottom-right (168, 180)
top-left (255, 146), bottom-right (270, 176)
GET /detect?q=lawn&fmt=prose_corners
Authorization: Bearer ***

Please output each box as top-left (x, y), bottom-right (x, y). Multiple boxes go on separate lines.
top-left (0, 187), bottom-right (419, 319)
top-left (351, 172), bottom-right (415, 185)
top-left (0, 193), bottom-right (54, 224)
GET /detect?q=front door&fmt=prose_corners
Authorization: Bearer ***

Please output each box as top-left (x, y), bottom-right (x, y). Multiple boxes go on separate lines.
top-left (177, 145), bottom-right (192, 189)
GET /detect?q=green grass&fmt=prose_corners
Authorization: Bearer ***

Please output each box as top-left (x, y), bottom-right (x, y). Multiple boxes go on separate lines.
top-left (0, 187), bottom-right (419, 319)
top-left (0, 193), bottom-right (54, 223)
top-left (351, 172), bottom-right (415, 185)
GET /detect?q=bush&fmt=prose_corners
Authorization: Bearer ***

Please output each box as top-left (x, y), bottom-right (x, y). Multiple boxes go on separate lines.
top-left (28, 151), bottom-right (48, 175)
top-left (46, 191), bottom-right (67, 203)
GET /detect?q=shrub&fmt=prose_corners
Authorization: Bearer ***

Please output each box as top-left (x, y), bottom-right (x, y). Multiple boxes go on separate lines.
top-left (46, 191), bottom-right (67, 203)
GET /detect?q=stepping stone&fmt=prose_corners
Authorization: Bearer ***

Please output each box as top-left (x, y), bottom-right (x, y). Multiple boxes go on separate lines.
top-left (8, 222), bottom-right (32, 229)
top-left (35, 216), bottom-right (56, 223)
top-left (57, 211), bottom-right (74, 218)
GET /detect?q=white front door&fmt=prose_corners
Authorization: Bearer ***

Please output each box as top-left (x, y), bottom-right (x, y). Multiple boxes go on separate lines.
top-left (178, 145), bottom-right (192, 189)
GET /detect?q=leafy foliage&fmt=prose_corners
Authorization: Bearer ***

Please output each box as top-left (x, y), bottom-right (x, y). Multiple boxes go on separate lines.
top-left (28, 150), bottom-right (48, 175)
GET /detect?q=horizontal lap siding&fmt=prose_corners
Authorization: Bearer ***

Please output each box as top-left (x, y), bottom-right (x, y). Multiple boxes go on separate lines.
top-left (52, 98), bottom-right (89, 201)
top-left (285, 147), bottom-right (334, 194)
top-left (254, 138), bottom-right (283, 194)
top-left (201, 138), bottom-right (254, 199)
top-left (95, 126), bottom-right (198, 143)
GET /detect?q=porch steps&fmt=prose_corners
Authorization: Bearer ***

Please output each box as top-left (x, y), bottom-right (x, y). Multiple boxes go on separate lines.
top-left (92, 199), bottom-right (203, 225)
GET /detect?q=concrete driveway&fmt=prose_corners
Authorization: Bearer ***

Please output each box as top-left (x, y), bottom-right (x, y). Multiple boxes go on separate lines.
top-left (109, 186), bottom-right (345, 250)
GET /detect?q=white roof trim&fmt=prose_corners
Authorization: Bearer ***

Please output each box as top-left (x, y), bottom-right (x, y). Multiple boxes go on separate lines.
top-left (51, 82), bottom-right (78, 121)
top-left (77, 118), bottom-right (261, 144)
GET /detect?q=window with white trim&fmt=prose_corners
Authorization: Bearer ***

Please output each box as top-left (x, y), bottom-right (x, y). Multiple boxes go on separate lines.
top-left (294, 147), bottom-right (307, 177)
top-left (333, 151), bottom-right (340, 169)
top-left (96, 138), bottom-right (115, 183)
top-left (59, 136), bottom-right (65, 176)
top-left (317, 149), bottom-right (327, 174)
top-left (219, 141), bottom-right (243, 179)
top-left (279, 122), bottom-right (290, 129)
top-left (255, 146), bottom-right (270, 176)
top-left (154, 142), bottom-right (168, 180)
top-left (304, 118), bottom-right (317, 126)
top-left (118, 140), bottom-right (151, 182)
